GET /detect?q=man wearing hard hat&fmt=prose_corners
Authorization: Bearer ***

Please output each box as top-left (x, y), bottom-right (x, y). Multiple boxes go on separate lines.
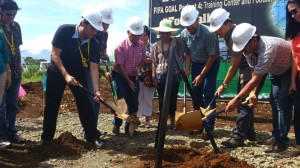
top-left (210, 8), bottom-right (262, 148)
top-left (39, 7), bottom-right (105, 149)
top-left (84, 5), bottom-right (114, 139)
top-left (180, 5), bottom-right (220, 138)
top-left (226, 23), bottom-right (293, 154)
top-left (111, 16), bottom-right (146, 135)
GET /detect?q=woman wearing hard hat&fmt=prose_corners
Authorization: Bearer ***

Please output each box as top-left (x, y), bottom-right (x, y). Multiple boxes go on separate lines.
top-left (283, 0), bottom-right (300, 158)
top-left (227, 23), bottom-right (293, 154)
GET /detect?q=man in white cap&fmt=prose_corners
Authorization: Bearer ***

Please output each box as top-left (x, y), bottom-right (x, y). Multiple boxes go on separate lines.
top-left (111, 16), bottom-right (146, 135)
top-left (227, 23), bottom-right (293, 154)
top-left (210, 8), bottom-right (261, 148)
top-left (84, 5), bottom-right (114, 138)
top-left (180, 5), bottom-right (220, 138)
top-left (39, 7), bottom-right (105, 148)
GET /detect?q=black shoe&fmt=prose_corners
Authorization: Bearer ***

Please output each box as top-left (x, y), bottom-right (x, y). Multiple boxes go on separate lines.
top-left (98, 131), bottom-right (107, 137)
top-left (94, 139), bottom-right (105, 149)
top-left (221, 138), bottom-right (245, 148)
top-left (112, 126), bottom-right (120, 134)
top-left (8, 135), bottom-right (25, 144)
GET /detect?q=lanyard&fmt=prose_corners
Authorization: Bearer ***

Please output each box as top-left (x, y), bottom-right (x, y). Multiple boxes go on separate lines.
top-left (77, 38), bottom-right (90, 68)
top-left (1, 27), bottom-right (15, 56)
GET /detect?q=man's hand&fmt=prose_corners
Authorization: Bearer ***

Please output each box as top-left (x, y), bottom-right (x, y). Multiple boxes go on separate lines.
top-left (216, 85), bottom-right (225, 96)
top-left (242, 91), bottom-right (257, 107)
top-left (64, 74), bottom-right (78, 86)
top-left (225, 96), bottom-right (239, 112)
top-left (6, 71), bottom-right (12, 89)
top-left (104, 72), bottom-right (112, 81)
top-left (192, 75), bottom-right (203, 87)
top-left (94, 91), bottom-right (104, 103)
top-left (128, 80), bottom-right (136, 92)
top-left (100, 54), bottom-right (110, 61)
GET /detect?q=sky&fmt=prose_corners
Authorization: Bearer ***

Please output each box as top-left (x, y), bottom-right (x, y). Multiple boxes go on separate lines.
top-left (16, 0), bottom-right (149, 60)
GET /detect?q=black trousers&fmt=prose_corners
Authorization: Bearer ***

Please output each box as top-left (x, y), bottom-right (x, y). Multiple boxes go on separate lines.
top-left (41, 69), bottom-right (98, 142)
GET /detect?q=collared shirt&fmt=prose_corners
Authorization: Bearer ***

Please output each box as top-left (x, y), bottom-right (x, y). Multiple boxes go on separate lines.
top-left (224, 24), bottom-right (251, 83)
top-left (1, 21), bottom-right (22, 78)
top-left (244, 36), bottom-right (291, 75)
top-left (0, 29), bottom-right (10, 74)
top-left (113, 37), bottom-right (146, 76)
top-left (49, 24), bottom-right (100, 74)
top-left (180, 24), bottom-right (220, 63)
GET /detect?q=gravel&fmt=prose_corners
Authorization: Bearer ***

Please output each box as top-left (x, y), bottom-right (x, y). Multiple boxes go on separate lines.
top-left (15, 112), bottom-right (300, 168)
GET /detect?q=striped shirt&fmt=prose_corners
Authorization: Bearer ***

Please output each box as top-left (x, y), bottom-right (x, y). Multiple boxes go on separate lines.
top-left (113, 37), bottom-right (146, 76)
top-left (244, 36), bottom-right (291, 75)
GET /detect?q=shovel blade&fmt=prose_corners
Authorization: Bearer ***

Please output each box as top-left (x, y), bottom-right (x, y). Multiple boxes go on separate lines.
top-left (106, 98), bottom-right (128, 114)
top-left (175, 110), bottom-right (203, 131)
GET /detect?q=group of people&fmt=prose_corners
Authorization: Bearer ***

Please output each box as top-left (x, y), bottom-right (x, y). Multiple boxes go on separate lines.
top-left (0, 0), bottom-right (300, 159)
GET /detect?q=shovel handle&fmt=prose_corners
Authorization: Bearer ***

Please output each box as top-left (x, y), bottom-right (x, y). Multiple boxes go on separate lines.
top-left (77, 83), bottom-right (118, 116)
top-left (205, 93), bottom-right (218, 111)
top-left (202, 109), bottom-right (226, 121)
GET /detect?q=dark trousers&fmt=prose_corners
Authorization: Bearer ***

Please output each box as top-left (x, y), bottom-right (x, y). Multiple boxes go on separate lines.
top-left (269, 69), bottom-right (293, 145)
top-left (41, 69), bottom-right (98, 142)
top-left (191, 59), bottom-right (220, 131)
top-left (157, 81), bottom-right (180, 117)
top-left (294, 77), bottom-right (300, 145)
top-left (112, 71), bottom-right (139, 128)
top-left (233, 80), bottom-right (255, 139)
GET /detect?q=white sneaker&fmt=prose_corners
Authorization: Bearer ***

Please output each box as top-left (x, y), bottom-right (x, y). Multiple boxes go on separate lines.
top-left (0, 139), bottom-right (11, 148)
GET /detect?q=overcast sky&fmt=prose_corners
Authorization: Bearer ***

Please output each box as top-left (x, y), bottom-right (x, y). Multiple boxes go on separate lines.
top-left (16, 0), bottom-right (149, 57)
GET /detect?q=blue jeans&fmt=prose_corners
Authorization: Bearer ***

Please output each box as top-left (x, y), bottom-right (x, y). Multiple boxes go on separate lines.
top-left (0, 73), bottom-right (21, 139)
top-left (191, 59), bottom-right (220, 132)
top-left (269, 69), bottom-right (293, 145)
top-left (112, 71), bottom-right (139, 128)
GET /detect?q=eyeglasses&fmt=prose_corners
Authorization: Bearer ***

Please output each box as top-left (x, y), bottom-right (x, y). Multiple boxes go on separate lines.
top-left (289, 8), bottom-right (299, 16)
top-left (3, 12), bottom-right (16, 17)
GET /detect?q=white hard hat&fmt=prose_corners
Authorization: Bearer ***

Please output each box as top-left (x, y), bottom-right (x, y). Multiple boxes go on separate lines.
top-left (232, 23), bottom-right (256, 52)
top-left (82, 7), bottom-right (104, 31)
top-left (180, 5), bottom-right (199, 26)
top-left (209, 8), bottom-right (230, 32)
top-left (127, 16), bottom-right (143, 35)
top-left (99, 5), bottom-right (113, 24)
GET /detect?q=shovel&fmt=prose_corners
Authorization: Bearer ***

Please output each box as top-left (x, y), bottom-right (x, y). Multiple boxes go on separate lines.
top-left (77, 83), bottom-right (140, 124)
top-left (103, 61), bottom-right (128, 113)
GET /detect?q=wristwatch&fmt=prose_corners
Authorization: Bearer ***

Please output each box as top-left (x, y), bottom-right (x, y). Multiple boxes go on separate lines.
top-left (235, 96), bottom-right (241, 102)
top-left (222, 83), bottom-right (228, 89)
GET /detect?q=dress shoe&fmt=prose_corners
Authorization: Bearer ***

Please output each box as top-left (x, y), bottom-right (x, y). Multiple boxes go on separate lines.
top-left (94, 139), bottom-right (105, 149)
top-left (256, 137), bottom-right (274, 146)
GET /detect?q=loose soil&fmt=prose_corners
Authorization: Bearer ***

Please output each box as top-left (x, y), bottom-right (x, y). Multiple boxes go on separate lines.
top-left (0, 80), bottom-right (281, 167)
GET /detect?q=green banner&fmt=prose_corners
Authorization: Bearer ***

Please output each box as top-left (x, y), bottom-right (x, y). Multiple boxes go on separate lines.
top-left (177, 62), bottom-right (271, 99)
